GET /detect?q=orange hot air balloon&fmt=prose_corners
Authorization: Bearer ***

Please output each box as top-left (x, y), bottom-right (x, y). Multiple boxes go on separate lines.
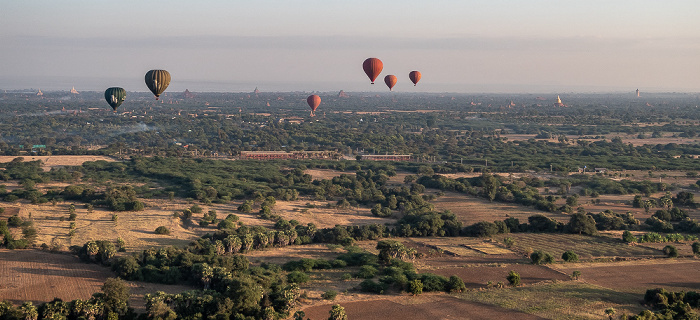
top-left (362, 58), bottom-right (383, 84)
top-left (307, 94), bottom-right (321, 116)
top-left (409, 71), bottom-right (422, 86)
top-left (384, 75), bottom-right (397, 91)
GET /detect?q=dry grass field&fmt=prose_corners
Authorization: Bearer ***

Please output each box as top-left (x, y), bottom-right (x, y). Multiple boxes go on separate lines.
top-left (504, 233), bottom-right (662, 259)
top-left (0, 155), bottom-right (117, 171)
top-left (0, 249), bottom-right (193, 310)
top-left (272, 200), bottom-right (395, 229)
top-left (456, 281), bottom-right (644, 319)
top-left (431, 191), bottom-right (570, 226)
top-left (552, 259), bottom-right (700, 293)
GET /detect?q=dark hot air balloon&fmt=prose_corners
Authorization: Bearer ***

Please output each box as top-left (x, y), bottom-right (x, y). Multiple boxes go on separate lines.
top-left (384, 75), bottom-right (397, 91)
top-left (145, 69), bottom-right (171, 100)
top-left (362, 58), bottom-right (383, 84)
top-left (409, 71), bottom-right (421, 86)
top-left (307, 94), bottom-right (321, 117)
top-left (104, 87), bottom-right (126, 112)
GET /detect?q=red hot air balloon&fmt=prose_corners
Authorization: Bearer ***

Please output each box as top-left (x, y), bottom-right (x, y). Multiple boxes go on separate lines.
top-left (307, 94), bottom-right (321, 117)
top-left (409, 71), bottom-right (422, 86)
top-left (362, 58), bottom-right (383, 84)
top-left (384, 75), bottom-right (397, 91)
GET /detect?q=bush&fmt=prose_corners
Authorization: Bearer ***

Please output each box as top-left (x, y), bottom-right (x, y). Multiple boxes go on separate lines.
top-left (622, 230), bottom-right (637, 243)
top-left (663, 245), bottom-right (678, 258)
top-left (419, 273), bottom-right (449, 292)
top-left (355, 265), bottom-right (378, 279)
top-left (322, 290), bottom-right (338, 300)
top-left (359, 279), bottom-right (386, 294)
top-left (506, 270), bottom-right (520, 287)
top-left (448, 275), bottom-right (466, 293)
top-left (409, 279), bottom-right (423, 295)
top-left (154, 226), bottom-right (170, 235)
top-left (692, 242), bottom-right (700, 255)
top-left (530, 250), bottom-right (555, 265)
top-left (287, 271), bottom-right (310, 284)
top-left (561, 250), bottom-right (579, 262)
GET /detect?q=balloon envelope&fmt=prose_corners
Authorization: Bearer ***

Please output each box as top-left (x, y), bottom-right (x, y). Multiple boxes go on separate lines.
top-left (104, 87), bottom-right (126, 111)
top-left (384, 75), bottom-right (397, 91)
top-left (307, 95), bottom-right (321, 112)
top-left (145, 69), bottom-right (171, 100)
top-left (362, 58), bottom-right (383, 84)
top-left (409, 71), bottom-right (421, 86)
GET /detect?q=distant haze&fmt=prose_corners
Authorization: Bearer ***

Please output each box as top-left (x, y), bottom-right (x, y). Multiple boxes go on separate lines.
top-left (2, 1), bottom-right (700, 93)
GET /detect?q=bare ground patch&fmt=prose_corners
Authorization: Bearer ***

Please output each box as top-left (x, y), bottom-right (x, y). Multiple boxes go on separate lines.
top-left (302, 295), bottom-right (546, 320)
top-left (272, 200), bottom-right (395, 229)
top-left (552, 258), bottom-right (700, 293)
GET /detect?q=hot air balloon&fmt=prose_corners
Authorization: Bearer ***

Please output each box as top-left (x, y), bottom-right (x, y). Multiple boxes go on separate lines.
top-left (145, 69), bottom-right (171, 100)
top-left (362, 58), bottom-right (383, 84)
top-left (409, 71), bottom-right (421, 86)
top-left (307, 94), bottom-right (321, 117)
top-left (104, 87), bottom-right (126, 112)
top-left (384, 75), bottom-right (397, 91)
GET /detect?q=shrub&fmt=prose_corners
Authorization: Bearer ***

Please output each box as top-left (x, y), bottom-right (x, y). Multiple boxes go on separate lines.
top-left (359, 279), bottom-right (386, 294)
top-left (355, 265), bottom-right (378, 279)
top-left (622, 230), bottom-right (637, 243)
top-left (503, 237), bottom-right (515, 248)
top-left (287, 271), bottom-right (310, 284)
top-left (419, 273), bottom-right (449, 292)
top-left (572, 270), bottom-right (581, 280)
top-left (448, 275), bottom-right (466, 293)
top-left (561, 250), bottom-right (579, 262)
top-left (322, 290), bottom-right (338, 300)
top-left (692, 242), bottom-right (700, 255)
top-left (154, 226), bottom-right (170, 235)
top-left (663, 245), bottom-right (678, 258)
top-left (409, 279), bottom-right (423, 295)
top-left (506, 270), bottom-right (520, 287)
top-left (530, 250), bottom-right (555, 265)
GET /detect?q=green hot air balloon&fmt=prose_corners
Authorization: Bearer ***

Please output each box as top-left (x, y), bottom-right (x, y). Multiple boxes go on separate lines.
top-left (104, 87), bottom-right (126, 112)
top-left (145, 69), bottom-right (171, 100)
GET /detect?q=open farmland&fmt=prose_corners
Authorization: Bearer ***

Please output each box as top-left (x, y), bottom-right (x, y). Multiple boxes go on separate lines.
top-left (504, 233), bottom-right (662, 259)
top-left (0, 249), bottom-right (193, 310)
top-left (552, 259), bottom-right (700, 293)
top-left (302, 295), bottom-right (547, 320)
top-left (431, 191), bottom-right (570, 225)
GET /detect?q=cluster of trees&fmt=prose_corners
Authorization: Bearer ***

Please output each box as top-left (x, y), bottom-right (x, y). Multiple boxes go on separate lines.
top-left (2, 92), bottom-right (700, 172)
top-left (0, 214), bottom-right (36, 249)
top-left (616, 288), bottom-right (700, 320)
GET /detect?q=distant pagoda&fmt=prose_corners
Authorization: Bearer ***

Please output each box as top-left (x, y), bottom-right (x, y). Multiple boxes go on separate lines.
top-left (553, 95), bottom-right (566, 107)
top-left (70, 86), bottom-right (79, 94)
top-left (338, 90), bottom-right (349, 98)
top-left (254, 87), bottom-right (260, 94)
top-left (183, 89), bottom-right (195, 99)
top-left (36, 89), bottom-right (43, 96)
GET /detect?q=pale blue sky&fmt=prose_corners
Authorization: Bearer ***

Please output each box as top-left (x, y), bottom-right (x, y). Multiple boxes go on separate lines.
top-left (2, 1), bottom-right (700, 92)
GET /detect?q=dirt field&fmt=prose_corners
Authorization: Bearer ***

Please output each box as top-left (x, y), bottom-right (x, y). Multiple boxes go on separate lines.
top-left (0, 249), bottom-right (193, 310)
top-left (302, 295), bottom-right (546, 320)
top-left (244, 243), bottom-right (342, 265)
top-left (431, 191), bottom-right (570, 226)
top-left (505, 233), bottom-right (662, 259)
top-left (423, 264), bottom-right (571, 288)
top-left (552, 258), bottom-right (700, 293)
top-left (0, 155), bottom-right (117, 171)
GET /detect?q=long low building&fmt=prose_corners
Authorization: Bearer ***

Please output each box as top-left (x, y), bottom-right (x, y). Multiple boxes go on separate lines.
top-left (239, 150), bottom-right (339, 160)
top-left (360, 154), bottom-right (412, 161)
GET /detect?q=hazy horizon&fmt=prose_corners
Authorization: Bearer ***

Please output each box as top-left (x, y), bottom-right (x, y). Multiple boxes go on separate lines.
top-left (2, 1), bottom-right (700, 93)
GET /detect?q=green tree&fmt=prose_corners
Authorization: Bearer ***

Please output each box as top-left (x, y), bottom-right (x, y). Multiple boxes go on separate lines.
top-left (567, 212), bottom-right (597, 235)
top-left (530, 250), bottom-right (554, 265)
top-left (561, 250), bottom-right (579, 262)
top-left (101, 277), bottom-right (130, 315)
top-left (692, 242), bottom-right (700, 255)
